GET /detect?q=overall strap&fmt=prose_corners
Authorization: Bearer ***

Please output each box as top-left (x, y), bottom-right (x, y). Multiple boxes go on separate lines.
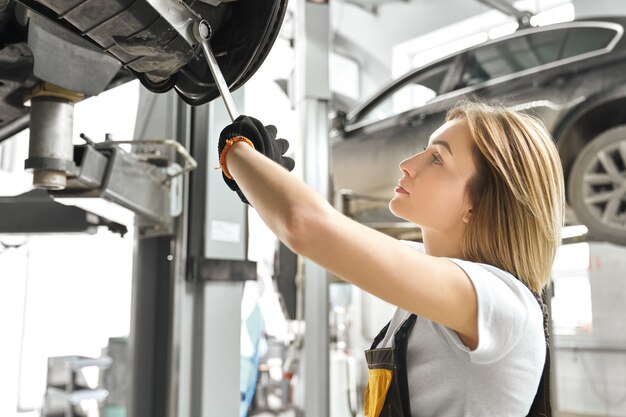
top-left (393, 314), bottom-right (418, 417)
top-left (370, 320), bottom-right (392, 350)
top-left (526, 292), bottom-right (552, 417)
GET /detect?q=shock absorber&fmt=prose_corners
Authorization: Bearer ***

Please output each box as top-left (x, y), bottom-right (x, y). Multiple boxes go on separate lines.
top-left (23, 82), bottom-right (84, 190)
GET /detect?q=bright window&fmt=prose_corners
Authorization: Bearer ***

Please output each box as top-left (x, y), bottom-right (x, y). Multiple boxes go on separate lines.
top-left (551, 243), bottom-right (593, 336)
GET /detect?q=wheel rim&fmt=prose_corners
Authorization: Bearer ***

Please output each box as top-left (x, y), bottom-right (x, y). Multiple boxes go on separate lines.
top-left (580, 138), bottom-right (626, 229)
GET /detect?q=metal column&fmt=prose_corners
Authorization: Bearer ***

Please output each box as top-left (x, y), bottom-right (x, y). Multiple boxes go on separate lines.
top-left (168, 98), bottom-right (192, 417)
top-left (129, 234), bottom-right (174, 417)
top-left (129, 86), bottom-right (253, 417)
top-left (129, 88), bottom-right (184, 417)
top-left (297, 1), bottom-right (331, 416)
top-left (184, 90), bottom-right (250, 417)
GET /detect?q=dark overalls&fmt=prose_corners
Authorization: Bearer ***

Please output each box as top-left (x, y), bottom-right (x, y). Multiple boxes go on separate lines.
top-left (363, 296), bottom-right (552, 417)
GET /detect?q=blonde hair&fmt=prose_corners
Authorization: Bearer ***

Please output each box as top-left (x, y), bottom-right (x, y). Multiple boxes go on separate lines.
top-left (447, 101), bottom-right (565, 294)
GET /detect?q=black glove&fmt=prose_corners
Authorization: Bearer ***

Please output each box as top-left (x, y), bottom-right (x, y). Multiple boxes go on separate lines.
top-left (218, 115), bottom-right (296, 204)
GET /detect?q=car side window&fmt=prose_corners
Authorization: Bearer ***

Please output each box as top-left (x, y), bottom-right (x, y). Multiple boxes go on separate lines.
top-left (456, 29), bottom-right (568, 89)
top-left (561, 27), bottom-right (616, 59)
top-left (357, 63), bottom-right (451, 124)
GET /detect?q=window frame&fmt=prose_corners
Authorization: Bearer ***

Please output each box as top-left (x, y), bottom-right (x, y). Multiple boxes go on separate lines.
top-left (354, 59), bottom-right (457, 125)
top-left (450, 22), bottom-right (623, 96)
top-left (457, 28), bottom-right (570, 89)
top-left (348, 56), bottom-right (459, 129)
top-left (344, 21), bottom-right (624, 135)
top-left (457, 24), bottom-right (621, 90)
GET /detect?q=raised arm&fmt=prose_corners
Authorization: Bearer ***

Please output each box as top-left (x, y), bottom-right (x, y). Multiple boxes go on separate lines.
top-left (221, 117), bottom-right (479, 348)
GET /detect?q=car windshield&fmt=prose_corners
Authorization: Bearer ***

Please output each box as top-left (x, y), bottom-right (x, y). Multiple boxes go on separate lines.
top-left (354, 24), bottom-right (618, 127)
top-left (357, 63), bottom-right (450, 125)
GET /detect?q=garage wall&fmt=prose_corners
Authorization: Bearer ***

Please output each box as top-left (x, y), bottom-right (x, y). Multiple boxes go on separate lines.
top-left (573, 0), bottom-right (626, 18)
top-left (331, 0), bottom-right (491, 98)
top-left (555, 242), bottom-right (626, 417)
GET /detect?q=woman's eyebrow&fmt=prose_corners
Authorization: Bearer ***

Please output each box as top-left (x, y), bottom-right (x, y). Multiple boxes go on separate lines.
top-left (431, 139), bottom-right (453, 156)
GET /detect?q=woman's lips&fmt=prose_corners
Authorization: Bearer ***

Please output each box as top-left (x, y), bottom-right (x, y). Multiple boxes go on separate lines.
top-left (395, 185), bottom-right (409, 195)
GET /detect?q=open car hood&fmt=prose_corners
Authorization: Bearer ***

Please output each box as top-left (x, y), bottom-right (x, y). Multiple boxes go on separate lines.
top-left (0, 0), bottom-right (288, 139)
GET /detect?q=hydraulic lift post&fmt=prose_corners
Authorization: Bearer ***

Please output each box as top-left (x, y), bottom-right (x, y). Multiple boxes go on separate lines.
top-left (128, 87), bottom-right (252, 417)
top-left (297, 1), bottom-right (331, 416)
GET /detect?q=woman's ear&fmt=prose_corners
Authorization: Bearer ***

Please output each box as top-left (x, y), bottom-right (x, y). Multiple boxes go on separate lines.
top-left (463, 208), bottom-right (472, 224)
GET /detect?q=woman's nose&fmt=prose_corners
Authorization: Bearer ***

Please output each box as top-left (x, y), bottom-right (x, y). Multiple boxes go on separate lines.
top-left (399, 153), bottom-right (419, 177)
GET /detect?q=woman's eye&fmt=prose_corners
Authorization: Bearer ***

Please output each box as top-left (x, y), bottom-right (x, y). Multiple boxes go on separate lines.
top-left (431, 153), bottom-right (442, 164)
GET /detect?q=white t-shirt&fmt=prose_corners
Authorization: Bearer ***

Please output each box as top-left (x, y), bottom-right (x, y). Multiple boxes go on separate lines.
top-left (377, 241), bottom-right (546, 417)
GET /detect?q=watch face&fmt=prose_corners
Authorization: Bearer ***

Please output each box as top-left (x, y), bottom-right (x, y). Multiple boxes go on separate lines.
top-left (0, 0), bottom-right (288, 136)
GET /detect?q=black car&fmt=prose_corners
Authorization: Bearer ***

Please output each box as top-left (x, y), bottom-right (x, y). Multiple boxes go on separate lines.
top-left (331, 16), bottom-right (626, 245)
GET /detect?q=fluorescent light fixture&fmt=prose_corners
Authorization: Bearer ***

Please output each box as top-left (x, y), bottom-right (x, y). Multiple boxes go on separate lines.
top-left (561, 224), bottom-right (588, 240)
top-left (530, 3), bottom-right (575, 27)
top-left (411, 32), bottom-right (488, 68)
top-left (489, 21), bottom-right (520, 39)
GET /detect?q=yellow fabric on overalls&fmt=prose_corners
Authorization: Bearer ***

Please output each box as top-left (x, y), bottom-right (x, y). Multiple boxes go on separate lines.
top-left (363, 314), bottom-right (417, 417)
top-left (364, 368), bottom-right (393, 417)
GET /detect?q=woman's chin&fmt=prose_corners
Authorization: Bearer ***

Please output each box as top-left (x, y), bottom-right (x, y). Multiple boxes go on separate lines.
top-left (389, 200), bottom-right (418, 225)
top-left (388, 199), bottom-right (404, 219)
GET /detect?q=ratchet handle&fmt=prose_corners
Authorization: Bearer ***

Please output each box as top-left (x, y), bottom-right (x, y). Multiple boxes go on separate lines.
top-left (193, 21), bottom-right (240, 122)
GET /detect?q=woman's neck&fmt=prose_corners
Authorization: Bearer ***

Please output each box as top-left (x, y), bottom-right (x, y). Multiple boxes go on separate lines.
top-left (422, 229), bottom-right (464, 259)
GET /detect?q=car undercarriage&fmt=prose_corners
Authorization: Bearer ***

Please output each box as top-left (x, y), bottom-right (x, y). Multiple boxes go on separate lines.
top-left (0, 0), bottom-right (288, 140)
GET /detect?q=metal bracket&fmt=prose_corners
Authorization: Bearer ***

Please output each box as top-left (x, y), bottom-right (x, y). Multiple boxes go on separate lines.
top-left (49, 138), bottom-right (195, 228)
top-left (142, 0), bottom-right (202, 47)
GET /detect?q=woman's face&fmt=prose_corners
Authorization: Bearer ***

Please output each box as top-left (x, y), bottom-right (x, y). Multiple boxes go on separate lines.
top-left (389, 118), bottom-right (478, 234)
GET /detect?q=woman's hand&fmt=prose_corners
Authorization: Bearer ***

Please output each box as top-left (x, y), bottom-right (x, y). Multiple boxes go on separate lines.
top-left (218, 115), bottom-right (295, 204)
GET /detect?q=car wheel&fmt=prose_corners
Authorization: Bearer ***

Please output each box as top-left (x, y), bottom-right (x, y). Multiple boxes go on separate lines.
top-left (568, 125), bottom-right (626, 245)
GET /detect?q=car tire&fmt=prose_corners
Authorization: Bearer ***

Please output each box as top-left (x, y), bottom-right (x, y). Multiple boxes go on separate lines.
top-left (568, 125), bottom-right (626, 245)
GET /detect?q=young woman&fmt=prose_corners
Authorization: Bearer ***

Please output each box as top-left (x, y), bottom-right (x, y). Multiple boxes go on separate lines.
top-left (217, 101), bottom-right (564, 417)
